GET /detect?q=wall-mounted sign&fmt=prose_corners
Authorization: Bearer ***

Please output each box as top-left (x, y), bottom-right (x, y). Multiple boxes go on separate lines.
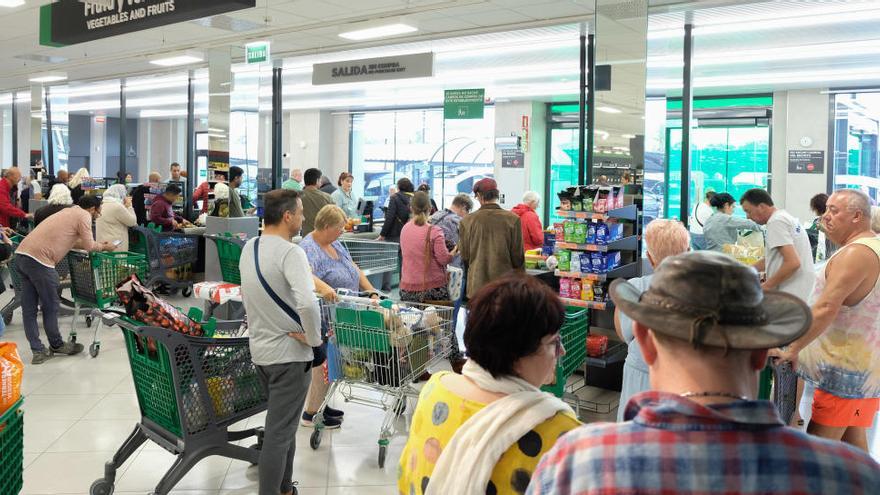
top-left (788, 150), bottom-right (825, 174)
top-left (312, 52), bottom-right (434, 86)
top-left (444, 88), bottom-right (485, 120)
top-left (501, 149), bottom-right (524, 169)
top-left (40, 0), bottom-right (256, 47)
top-left (245, 41), bottom-right (270, 65)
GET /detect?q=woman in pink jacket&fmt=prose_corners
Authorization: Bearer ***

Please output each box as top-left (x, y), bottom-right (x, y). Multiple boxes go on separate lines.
top-left (512, 190), bottom-right (544, 251)
top-left (399, 191), bottom-right (454, 303)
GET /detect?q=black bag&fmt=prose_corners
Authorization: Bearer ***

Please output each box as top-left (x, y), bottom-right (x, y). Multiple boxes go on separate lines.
top-left (253, 238), bottom-right (325, 369)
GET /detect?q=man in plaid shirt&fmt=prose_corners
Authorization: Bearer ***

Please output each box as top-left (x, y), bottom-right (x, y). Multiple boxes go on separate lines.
top-left (529, 251), bottom-right (880, 494)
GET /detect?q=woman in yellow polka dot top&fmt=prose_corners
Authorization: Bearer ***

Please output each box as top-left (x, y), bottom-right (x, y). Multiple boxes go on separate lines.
top-left (399, 273), bottom-right (581, 495)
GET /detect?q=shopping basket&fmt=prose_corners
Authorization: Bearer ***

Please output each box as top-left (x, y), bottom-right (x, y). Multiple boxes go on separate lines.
top-left (129, 225), bottom-right (200, 296)
top-left (309, 291), bottom-right (453, 468)
top-left (339, 239), bottom-right (399, 276)
top-left (89, 310), bottom-right (265, 495)
top-left (760, 361), bottom-right (798, 424)
top-left (1, 235), bottom-right (76, 327)
top-left (542, 307), bottom-right (589, 398)
top-left (205, 233), bottom-right (246, 285)
top-left (0, 399), bottom-right (24, 495)
top-left (67, 250), bottom-right (149, 357)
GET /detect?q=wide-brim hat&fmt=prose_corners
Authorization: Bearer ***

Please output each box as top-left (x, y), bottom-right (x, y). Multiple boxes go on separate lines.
top-left (610, 251), bottom-right (811, 350)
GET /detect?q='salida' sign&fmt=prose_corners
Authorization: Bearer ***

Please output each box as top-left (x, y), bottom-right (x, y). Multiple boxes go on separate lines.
top-left (312, 53), bottom-right (434, 86)
top-left (40, 0), bottom-right (256, 47)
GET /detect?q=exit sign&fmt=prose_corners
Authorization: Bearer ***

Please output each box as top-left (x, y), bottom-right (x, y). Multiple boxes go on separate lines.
top-left (246, 41), bottom-right (270, 65)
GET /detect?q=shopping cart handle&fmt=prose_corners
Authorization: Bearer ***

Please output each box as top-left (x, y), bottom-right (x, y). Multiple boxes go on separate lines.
top-left (334, 288), bottom-right (392, 306)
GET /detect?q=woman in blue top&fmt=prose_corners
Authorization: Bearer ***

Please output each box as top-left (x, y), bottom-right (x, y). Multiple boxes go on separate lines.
top-left (299, 204), bottom-right (379, 429)
top-left (613, 219), bottom-right (690, 421)
top-left (330, 172), bottom-right (358, 219)
top-left (702, 192), bottom-right (761, 252)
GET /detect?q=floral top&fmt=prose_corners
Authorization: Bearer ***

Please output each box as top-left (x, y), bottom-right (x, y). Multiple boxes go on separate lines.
top-left (299, 234), bottom-right (359, 292)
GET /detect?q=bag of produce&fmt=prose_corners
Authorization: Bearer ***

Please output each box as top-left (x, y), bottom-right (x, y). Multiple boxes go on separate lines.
top-left (117, 275), bottom-right (205, 337)
top-left (0, 342), bottom-right (23, 415)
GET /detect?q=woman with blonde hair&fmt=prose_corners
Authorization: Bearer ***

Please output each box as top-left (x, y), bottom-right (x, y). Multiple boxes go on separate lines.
top-left (97, 184), bottom-right (137, 251)
top-left (34, 184), bottom-right (73, 227)
top-left (613, 218), bottom-right (690, 420)
top-left (68, 167), bottom-right (91, 204)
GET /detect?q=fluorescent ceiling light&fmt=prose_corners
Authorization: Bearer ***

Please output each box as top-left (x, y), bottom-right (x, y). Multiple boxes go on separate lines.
top-left (597, 106), bottom-right (622, 114)
top-left (649, 40), bottom-right (880, 68)
top-left (0, 0), bottom-right (25, 7)
top-left (339, 23), bottom-right (417, 41)
top-left (150, 52), bottom-right (203, 67)
top-left (29, 74), bottom-right (67, 83)
top-left (621, 134), bottom-right (637, 139)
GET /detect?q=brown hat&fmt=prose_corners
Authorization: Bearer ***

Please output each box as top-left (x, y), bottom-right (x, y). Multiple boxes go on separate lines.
top-left (473, 178), bottom-right (498, 195)
top-left (610, 251), bottom-right (811, 350)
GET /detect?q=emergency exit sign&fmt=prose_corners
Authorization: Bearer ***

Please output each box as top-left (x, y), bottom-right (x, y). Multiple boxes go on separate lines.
top-left (246, 41), bottom-right (270, 64)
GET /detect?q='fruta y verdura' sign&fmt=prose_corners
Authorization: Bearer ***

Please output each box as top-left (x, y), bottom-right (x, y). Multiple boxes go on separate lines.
top-left (312, 53), bottom-right (434, 86)
top-left (40, 0), bottom-right (256, 47)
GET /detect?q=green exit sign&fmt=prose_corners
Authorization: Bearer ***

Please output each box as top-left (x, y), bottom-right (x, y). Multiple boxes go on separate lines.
top-left (246, 41), bottom-right (270, 64)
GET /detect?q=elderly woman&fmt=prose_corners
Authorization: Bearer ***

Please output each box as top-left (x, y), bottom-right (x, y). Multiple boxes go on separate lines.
top-left (299, 204), bottom-right (380, 429)
top-left (68, 167), bottom-right (91, 205)
top-left (210, 182), bottom-right (230, 217)
top-left (512, 191), bottom-right (544, 251)
top-left (331, 172), bottom-right (357, 218)
top-left (613, 219), bottom-right (690, 421)
top-left (702, 192), bottom-right (761, 252)
top-left (400, 273), bottom-right (579, 494)
top-left (34, 184), bottom-right (73, 227)
top-left (96, 184), bottom-right (137, 252)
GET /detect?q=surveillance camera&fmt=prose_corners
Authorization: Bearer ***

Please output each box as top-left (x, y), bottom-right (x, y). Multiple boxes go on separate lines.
top-left (282, 152), bottom-right (290, 159)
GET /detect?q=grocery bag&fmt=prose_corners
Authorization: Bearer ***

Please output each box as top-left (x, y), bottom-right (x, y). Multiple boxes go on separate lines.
top-left (117, 275), bottom-right (205, 337)
top-left (0, 342), bottom-right (23, 415)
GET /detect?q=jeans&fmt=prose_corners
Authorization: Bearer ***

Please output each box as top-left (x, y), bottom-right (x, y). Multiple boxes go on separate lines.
top-left (16, 255), bottom-right (64, 353)
top-left (256, 361), bottom-right (311, 495)
top-left (690, 233), bottom-right (706, 251)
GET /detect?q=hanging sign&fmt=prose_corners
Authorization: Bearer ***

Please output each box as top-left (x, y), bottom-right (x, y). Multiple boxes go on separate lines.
top-left (245, 41), bottom-right (271, 65)
top-left (40, 0), bottom-right (256, 47)
top-left (444, 89), bottom-right (485, 119)
top-left (312, 53), bottom-right (434, 86)
top-left (788, 150), bottom-right (825, 174)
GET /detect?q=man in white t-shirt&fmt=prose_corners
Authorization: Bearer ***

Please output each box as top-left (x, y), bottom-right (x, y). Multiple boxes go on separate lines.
top-left (689, 190), bottom-right (716, 250)
top-left (740, 188), bottom-right (816, 302)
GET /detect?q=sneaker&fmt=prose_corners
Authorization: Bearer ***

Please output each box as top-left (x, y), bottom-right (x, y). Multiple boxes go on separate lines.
top-left (31, 349), bottom-right (53, 365)
top-left (301, 411), bottom-right (342, 429)
top-left (324, 406), bottom-right (345, 419)
top-left (51, 341), bottom-right (84, 356)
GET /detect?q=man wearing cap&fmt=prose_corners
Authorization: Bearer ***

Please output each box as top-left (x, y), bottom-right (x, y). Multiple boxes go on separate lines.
top-left (458, 178), bottom-right (524, 300)
top-left (528, 251), bottom-right (880, 494)
top-left (771, 189), bottom-right (880, 451)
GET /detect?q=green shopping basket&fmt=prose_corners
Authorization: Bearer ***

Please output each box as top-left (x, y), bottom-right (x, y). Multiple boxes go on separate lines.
top-left (210, 234), bottom-right (246, 285)
top-left (0, 399), bottom-right (24, 495)
top-left (69, 251), bottom-right (149, 308)
top-left (543, 306), bottom-right (589, 398)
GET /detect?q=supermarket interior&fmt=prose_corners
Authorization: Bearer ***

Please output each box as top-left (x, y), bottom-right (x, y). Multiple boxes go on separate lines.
top-left (0, 0), bottom-right (880, 494)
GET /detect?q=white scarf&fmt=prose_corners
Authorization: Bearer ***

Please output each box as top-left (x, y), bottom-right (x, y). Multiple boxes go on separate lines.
top-left (425, 361), bottom-right (573, 495)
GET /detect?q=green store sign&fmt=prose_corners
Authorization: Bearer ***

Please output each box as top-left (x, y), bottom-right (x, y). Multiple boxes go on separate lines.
top-left (444, 89), bottom-right (485, 120)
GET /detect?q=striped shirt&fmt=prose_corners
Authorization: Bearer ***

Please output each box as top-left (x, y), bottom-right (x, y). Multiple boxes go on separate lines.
top-left (527, 391), bottom-right (880, 494)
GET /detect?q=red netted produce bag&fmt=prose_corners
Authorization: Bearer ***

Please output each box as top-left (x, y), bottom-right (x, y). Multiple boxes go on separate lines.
top-left (586, 335), bottom-right (608, 357)
top-left (116, 275), bottom-right (205, 337)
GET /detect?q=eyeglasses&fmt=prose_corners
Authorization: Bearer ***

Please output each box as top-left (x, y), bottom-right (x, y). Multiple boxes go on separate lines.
top-left (546, 335), bottom-right (564, 358)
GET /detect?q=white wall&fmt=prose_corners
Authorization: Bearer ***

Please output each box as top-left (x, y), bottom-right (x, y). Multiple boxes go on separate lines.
top-left (493, 101), bottom-right (547, 216)
top-left (771, 89), bottom-right (830, 222)
top-left (288, 110), bottom-right (338, 179)
top-left (136, 118), bottom-right (186, 182)
top-left (90, 118), bottom-right (106, 177)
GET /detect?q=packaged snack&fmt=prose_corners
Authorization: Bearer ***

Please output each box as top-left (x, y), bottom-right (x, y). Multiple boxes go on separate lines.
top-left (595, 223), bottom-right (609, 245)
top-left (559, 278), bottom-right (571, 298)
top-left (613, 186), bottom-right (625, 209)
top-left (586, 223), bottom-right (597, 245)
top-left (581, 281), bottom-right (594, 301)
top-left (592, 283), bottom-right (606, 302)
top-left (592, 186), bottom-right (610, 213)
top-left (574, 223), bottom-right (588, 244)
top-left (557, 190), bottom-right (573, 211)
top-left (590, 252), bottom-right (605, 273)
top-left (570, 279), bottom-right (581, 299)
top-left (607, 223), bottom-right (624, 242)
top-left (570, 252), bottom-right (581, 273)
top-left (0, 343), bottom-right (23, 415)
top-left (581, 253), bottom-right (593, 273)
top-left (583, 194), bottom-right (594, 212)
top-left (557, 250), bottom-right (571, 272)
top-left (563, 221), bottom-right (576, 243)
top-left (554, 222), bottom-right (565, 241)
top-left (606, 251), bottom-right (621, 272)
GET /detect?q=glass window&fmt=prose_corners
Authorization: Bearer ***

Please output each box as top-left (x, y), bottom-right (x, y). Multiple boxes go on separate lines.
top-left (126, 73), bottom-right (189, 183)
top-left (0, 93), bottom-right (11, 168)
top-left (230, 65), bottom-right (273, 208)
top-left (832, 92), bottom-right (880, 204)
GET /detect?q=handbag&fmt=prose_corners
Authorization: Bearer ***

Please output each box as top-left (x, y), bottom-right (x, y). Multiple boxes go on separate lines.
top-left (253, 238), bottom-right (326, 369)
top-left (415, 225), bottom-right (453, 307)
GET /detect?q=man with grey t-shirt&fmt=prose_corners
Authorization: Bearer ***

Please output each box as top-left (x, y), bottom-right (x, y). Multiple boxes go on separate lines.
top-left (240, 189), bottom-right (321, 495)
top-left (741, 188), bottom-right (816, 302)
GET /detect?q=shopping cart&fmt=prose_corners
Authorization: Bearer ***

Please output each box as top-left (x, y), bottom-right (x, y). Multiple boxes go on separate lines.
top-left (89, 310), bottom-right (264, 495)
top-left (0, 399), bottom-right (24, 495)
top-left (66, 250), bottom-right (149, 357)
top-left (0, 235), bottom-right (76, 326)
top-left (339, 238), bottom-right (400, 276)
top-left (309, 291), bottom-right (453, 468)
top-left (205, 233), bottom-right (246, 284)
top-left (129, 226), bottom-right (200, 296)
top-left (760, 361), bottom-right (798, 424)
top-left (542, 307), bottom-right (589, 398)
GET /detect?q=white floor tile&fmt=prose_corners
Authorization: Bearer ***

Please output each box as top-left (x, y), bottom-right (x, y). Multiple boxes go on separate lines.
top-left (23, 418), bottom-right (76, 453)
top-left (84, 394), bottom-right (141, 420)
top-left (115, 449), bottom-right (232, 492)
top-left (223, 444), bottom-right (330, 489)
top-left (23, 453), bottom-right (40, 470)
top-left (47, 419), bottom-right (141, 453)
top-left (22, 394), bottom-right (105, 422)
top-left (28, 370), bottom-right (126, 395)
top-left (327, 486), bottom-right (397, 495)
top-left (22, 451), bottom-right (118, 494)
top-left (326, 444), bottom-right (404, 487)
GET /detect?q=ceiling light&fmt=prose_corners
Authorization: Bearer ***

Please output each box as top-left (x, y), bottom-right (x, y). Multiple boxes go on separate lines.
top-left (29, 73), bottom-right (67, 83)
top-left (150, 52), bottom-right (203, 67)
top-left (597, 106), bottom-right (622, 114)
top-left (339, 21), bottom-right (418, 41)
top-left (621, 134), bottom-right (637, 139)
top-left (0, 0), bottom-right (25, 7)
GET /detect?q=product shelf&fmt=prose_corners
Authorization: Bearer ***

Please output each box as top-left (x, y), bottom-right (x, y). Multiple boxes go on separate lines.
top-left (559, 298), bottom-right (613, 311)
top-left (554, 204), bottom-right (638, 222)
top-left (556, 235), bottom-right (639, 253)
top-left (555, 261), bottom-right (640, 282)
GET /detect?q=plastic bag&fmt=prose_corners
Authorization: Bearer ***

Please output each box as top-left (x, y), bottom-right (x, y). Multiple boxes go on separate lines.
top-left (117, 275), bottom-right (205, 337)
top-left (0, 342), bottom-right (23, 414)
top-left (723, 230), bottom-right (765, 265)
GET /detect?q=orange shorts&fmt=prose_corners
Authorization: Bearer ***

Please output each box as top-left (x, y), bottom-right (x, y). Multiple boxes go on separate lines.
top-left (811, 389), bottom-right (880, 428)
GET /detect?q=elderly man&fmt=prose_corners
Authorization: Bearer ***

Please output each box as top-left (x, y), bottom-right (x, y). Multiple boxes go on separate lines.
top-left (529, 251), bottom-right (880, 494)
top-left (0, 167), bottom-right (29, 228)
top-left (282, 168), bottom-right (303, 191)
top-left (458, 178), bottom-right (524, 300)
top-left (771, 189), bottom-right (880, 451)
top-left (512, 191), bottom-right (544, 252)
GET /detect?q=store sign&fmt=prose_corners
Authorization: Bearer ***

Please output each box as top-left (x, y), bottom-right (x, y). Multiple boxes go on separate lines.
top-left (312, 53), bottom-right (434, 86)
top-left (40, 0), bottom-right (256, 47)
top-left (788, 150), bottom-right (825, 174)
top-left (501, 149), bottom-right (524, 169)
top-left (246, 41), bottom-right (270, 65)
top-left (444, 88), bottom-right (485, 119)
